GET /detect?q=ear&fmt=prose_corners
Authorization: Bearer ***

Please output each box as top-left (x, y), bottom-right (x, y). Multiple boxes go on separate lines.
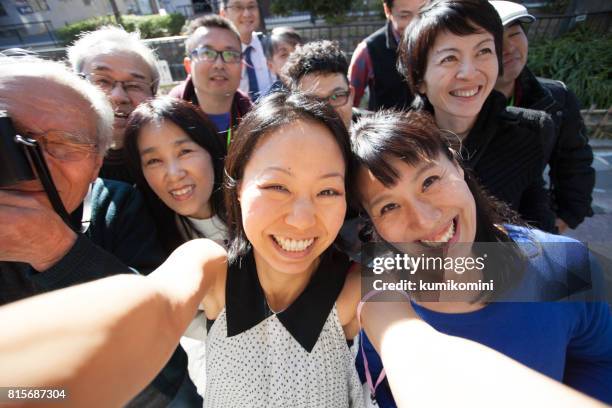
top-left (183, 57), bottom-right (192, 75)
top-left (382, 2), bottom-right (392, 19)
top-left (219, 8), bottom-right (227, 18)
top-left (91, 154), bottom-right (104, 182)
top-left (417, 80), bottom-right (426, 95)
top-left (236, 181), bottom-right (242, 202)
top-left (348, 84), bottom-right (355, 106)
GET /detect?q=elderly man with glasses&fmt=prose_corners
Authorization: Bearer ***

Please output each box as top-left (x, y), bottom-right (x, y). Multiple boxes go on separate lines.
top-left (67, 26), bottom-right (159, 184)
top-left (349, 0), bottom-right (425, 111)
top-left (0, 56), bottom-right (192, 407)
top-left (169, 15), bottom-right (252, 151)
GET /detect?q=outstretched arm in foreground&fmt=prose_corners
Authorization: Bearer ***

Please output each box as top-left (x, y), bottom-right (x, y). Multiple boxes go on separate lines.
top-left (361, 299), bottom-right (607, 408)
top-left (0, 239), bottom-right (226, 408)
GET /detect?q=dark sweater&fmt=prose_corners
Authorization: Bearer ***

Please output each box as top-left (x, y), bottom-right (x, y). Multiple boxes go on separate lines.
top-left (364, 20), bottom-right (414, 111)
top-left (99, 148), bottom-right (134, 185)
top-left (462, 91), bottom-right (557, 232)
top-left (514, 67), bottom-right (594, 228)
top-left (0, 178), bottom-right (192, 407)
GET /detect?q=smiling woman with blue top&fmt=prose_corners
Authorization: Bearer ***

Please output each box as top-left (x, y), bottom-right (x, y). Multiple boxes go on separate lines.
top-left (351, 108), bottom-right (612, 407)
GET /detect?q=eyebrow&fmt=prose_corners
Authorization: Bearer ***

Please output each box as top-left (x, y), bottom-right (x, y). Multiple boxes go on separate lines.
top-left (263, 166), bottom-right (345, 180)
top-left (140, 138), bottom-right (193, 155)
top-left (91, 65), bottom-right (147, 81)
top-left (367, 162), bottom-right (436, 209)
top-left (433, 38), bottom-right (494, 55)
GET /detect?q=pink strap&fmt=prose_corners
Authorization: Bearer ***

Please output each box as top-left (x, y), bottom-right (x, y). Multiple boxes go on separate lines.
top-left (357, 289), bottom-right (412, 403)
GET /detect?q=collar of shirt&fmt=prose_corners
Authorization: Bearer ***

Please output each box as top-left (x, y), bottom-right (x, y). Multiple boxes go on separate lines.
top-left (225, 246), bottom-right (350, 352)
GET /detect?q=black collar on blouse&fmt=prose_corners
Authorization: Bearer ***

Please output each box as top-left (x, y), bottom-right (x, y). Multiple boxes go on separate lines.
top-left (225, 246), bottom-right (350, 352)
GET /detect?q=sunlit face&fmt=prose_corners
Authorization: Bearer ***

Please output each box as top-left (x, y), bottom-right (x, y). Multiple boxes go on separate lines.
top-left (238, 119), bottom-right (347, 276)
top-left (298, 73), bottom-right (354, 130)
top-left (221, 0), bottom-right (260, 42)
top-left (358, 154), bottom-right (476, 247)
top-left (384, 0), bottom-right (426, 35)
top-left (267, 41), bottom-right (296, 76)
top-left (419, 28), bottom-right (499, 126)
top-left (184, 27), bottom-right (243, 103)
top-left (497, 23), bottom-right (528, 87)
top-left (81, 51), bottom-right (154, 148)
top-left (0, 78), bottom-right (102, 213)
top-left (138, 120), bottom-right (215, 219)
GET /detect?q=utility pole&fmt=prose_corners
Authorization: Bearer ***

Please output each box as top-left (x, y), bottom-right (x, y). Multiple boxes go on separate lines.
top-left (149, 0), bottom-right (160, 14)
top-left (109, 0), bottom-right (122, 25)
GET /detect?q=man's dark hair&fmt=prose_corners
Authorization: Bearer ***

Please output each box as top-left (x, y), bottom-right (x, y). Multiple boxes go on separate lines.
top-left (184, 15), bottom-right (241, 54)
top-left (282, 40), bottom-right (349, 88)
top-left (264, 26), bottom-right (303, 60)
top-left (383, 0), bottom-right (394, 8)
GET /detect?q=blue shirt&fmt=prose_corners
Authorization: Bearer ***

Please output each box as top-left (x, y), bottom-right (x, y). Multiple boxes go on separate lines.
top-left (357, 226), bottom-right (612, 406)
top-left (208, 112), bottom-right (231, 133)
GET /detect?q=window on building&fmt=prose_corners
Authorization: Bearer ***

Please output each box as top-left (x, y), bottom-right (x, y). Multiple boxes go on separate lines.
top-left (15, 0), bottom-right (50, 15)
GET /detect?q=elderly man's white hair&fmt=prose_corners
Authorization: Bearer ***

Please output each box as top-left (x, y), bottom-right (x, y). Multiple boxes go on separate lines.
top-left (0, 55), bottom-right (114, 153)
top-left (67, 25), bottom-right (160, 94)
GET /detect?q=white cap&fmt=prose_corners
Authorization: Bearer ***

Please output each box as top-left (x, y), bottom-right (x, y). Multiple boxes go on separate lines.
top-left (490, 1), bottom-right (536, 26)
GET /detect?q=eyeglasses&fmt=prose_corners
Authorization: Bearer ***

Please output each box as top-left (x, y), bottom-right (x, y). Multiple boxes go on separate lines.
top-left (189, 46), bottom-right (242, 64)
top-left (79, 73), bottom-right (154, 98)
top-left (315, 90), bottom-right (351, 108)
top-left (21, 130), bottom-right (98, 162)
top-left (225, 3), bottom-right (258, 13)
top-left (392, 11), bottom-right (415, 20)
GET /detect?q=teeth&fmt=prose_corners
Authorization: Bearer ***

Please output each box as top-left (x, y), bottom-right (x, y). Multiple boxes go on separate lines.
top-left (420, 221), bottom-right (455, 247)
top-left (170, 186), bottom-right (193, 197)
top-left (451, 87), bottom-right (479, 97)
top-left (114, 112), bottom-right (128, 118)
top-left (273, 236), bottom-right (315, 252)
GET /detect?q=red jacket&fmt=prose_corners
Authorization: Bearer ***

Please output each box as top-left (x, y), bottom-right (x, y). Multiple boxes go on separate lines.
top-left (168, 76), bottom-right (253, 146)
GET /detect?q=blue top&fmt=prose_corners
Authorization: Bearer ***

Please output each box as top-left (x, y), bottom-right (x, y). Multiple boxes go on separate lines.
top-left (357, 226), bottom-right (612, 406)
top-left (208, 112), bottom-right (231, 133)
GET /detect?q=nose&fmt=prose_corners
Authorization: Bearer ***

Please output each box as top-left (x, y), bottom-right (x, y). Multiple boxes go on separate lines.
top-left (166, 160), bottom-right (186, 181)
top-left (406, 199), bottom-right (442, 232)
top-left (503, 38), bottom-right (515, 57)
top-left (456, 58), bottom-right (477, 80)
top-left (109, 82), bottom-right (130, 105)
top-left (212, 54), bottom-right (225, 68)
top-left (285, 196), bottom-right (316, 231)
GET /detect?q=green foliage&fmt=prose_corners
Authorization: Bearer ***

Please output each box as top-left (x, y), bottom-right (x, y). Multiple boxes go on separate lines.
top-left (56, 13), bottom-right (186, 45)
top-left (56, 16), bottom-right (114, 44)
top-left (528, 26), bottom-right (612, 108)
top-left (271, 0), bottom-right (355, 23)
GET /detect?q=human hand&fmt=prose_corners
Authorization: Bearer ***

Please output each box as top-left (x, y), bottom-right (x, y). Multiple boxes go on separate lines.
top-left (0, 189), bottom-right (76, 271)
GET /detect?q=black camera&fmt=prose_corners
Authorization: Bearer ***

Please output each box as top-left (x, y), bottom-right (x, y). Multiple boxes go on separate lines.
top-left (0, 110), bottom-right (75, 230)
top-left (0, 110), bottom-right (37, 187)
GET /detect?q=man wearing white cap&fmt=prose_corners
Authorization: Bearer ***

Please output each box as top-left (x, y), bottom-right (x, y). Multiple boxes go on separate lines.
top-left (491, 1), bottom-right (595, 233)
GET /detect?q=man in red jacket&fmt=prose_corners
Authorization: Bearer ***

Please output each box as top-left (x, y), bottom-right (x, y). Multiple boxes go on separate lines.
top-left (169, 15), bottom-right (252, 152)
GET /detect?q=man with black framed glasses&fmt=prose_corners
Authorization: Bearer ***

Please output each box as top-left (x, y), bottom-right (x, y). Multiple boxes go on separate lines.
top-left (220, 0), bottom-right (274, 101)
top-left (169, 15), bottom-right (252, 151)
top-left (68, 25), bottom-right (159, 184)
top-left (283, 40), bottom-right (358, 130)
